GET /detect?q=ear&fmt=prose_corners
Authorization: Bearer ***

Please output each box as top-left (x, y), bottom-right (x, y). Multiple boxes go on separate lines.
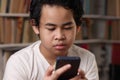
top-left (30, 19), bottom-right (39, 34)
top-left (76, 26), bottom-right (81, 34)
top-left (32, 26), bottom-right (39, 34)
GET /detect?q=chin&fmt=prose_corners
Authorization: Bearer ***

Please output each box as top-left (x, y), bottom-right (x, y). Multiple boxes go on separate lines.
top-left (54, 51), bottom-right (68, 56)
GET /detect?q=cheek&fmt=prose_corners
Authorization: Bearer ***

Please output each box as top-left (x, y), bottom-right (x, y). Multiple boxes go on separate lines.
top-left (41, 34), bottom-right (52, 42)
top-left (40, 34), bottom-right (52, 49)
top-left (66, 30), bottom-right (76, 40)
top-left (40, 30), bottom-right (52, 42)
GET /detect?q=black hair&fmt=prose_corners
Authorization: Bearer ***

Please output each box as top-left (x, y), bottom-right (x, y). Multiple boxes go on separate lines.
top-left (30, 0), bottom-right (84, 27)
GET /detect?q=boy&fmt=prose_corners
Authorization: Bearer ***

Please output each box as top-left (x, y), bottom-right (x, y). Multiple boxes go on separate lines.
top-left (3, 0), bottom-right (99, 80)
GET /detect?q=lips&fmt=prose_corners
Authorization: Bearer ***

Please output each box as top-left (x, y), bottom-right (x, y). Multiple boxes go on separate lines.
top-left (54, 44), bottom-right (66, 50)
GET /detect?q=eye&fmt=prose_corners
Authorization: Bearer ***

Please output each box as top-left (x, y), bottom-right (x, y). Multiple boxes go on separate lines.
top-left (47, 28), bottom-right (55, 31)
top-left (45, 23), bottom-right (56, 31)
top-left (64, 27), bottom-right (73, 30)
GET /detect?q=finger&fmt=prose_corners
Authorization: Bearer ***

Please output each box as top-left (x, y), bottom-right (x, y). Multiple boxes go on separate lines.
top-left (52, 64), bottom-right (71, 79)
top-left (78, 69), bottom-right (86, 79)
top-left (45, 66), bottom-right (54, 76)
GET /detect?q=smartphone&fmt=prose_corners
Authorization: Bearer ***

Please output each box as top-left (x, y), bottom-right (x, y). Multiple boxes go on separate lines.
top-left (55, 56), bottom-right (81, 80)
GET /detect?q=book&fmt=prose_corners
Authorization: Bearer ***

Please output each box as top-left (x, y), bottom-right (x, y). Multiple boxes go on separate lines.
top-left (11, 18), bottom-right (17, 43)
top-left (105, 20), bottom-right (112, 40)
top-left (74, 43), bottom-right (90, 50)
top-left (22, 20), bottom-right (31, 43)
top-left (105, 20), bottom-right (119, 40)
top-left (18, 0), bottom-right (25, 13)
top-left (25, 0), bottom-right (31, 13)
top-left (0, 17), bottom-right (4, 43)
top-left (83, 0), bottom-right (90, 14)
top-left (22, 19), bottom-right (38, 43)
top-left (111, 21), bottom-right (119, 40)
top-left (9, 0), bottom-right (20, 13)
top-left (0, 0), bottom-right (1, 12)
top-left (8, 0), bottom-right (31, 13)
top-left (6, 0), bottom-right (11, 13)
top-left (118, 21), bottom-right (120, 40)
top-left (75, 18), bottom-right (92, 40)
top-left (107, 0), bottom-right (120, 17)
top-left (112, 43), bottom-right (120, 65)
top-left (15, 17), bottom-right (24, 43)
top-left (116, 0), bottom-right (120, 17)
top-left (0, 0), bottom-right (7, 13)
top-left (81, 20), bottom-right (88, 39)
top-left (107, 0), bottom-right (120, 42)
top-left (0, 50), bottom-right (4, 80)
top-left (4, 17), bottom-right (12, 43)
top-left (84, 18), bottom-right (92, 39)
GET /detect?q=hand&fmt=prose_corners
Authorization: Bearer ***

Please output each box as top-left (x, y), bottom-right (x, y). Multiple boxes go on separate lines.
top-left (43, 64), bottom-right (71, 80)
top-left (70, 69), bottom-right (88, 80)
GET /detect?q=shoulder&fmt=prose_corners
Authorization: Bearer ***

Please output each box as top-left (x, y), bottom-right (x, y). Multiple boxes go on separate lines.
top-left (8, 40), bottom-right (41, 64)
top-left (3, 41), bottom-right (41, 79)
top-left (68, 44), bottom-right (95, 59)
top-left (14, 41), bottom-right (40, 56)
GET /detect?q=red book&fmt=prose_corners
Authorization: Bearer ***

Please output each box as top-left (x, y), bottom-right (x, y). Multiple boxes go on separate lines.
top-left (112, 43), bottom-right (120, 65)
top-left (75, 43), bottom-right (89, 50)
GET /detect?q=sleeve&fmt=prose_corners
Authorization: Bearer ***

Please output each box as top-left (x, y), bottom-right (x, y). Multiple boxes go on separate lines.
top-left (85, 54), bottom-right (99, 80)
top-left (3, 55), bottom-right (29, 80)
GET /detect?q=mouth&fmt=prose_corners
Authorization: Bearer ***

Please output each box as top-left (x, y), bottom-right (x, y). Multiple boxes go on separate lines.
top-left (54, 44), bottom-right (67, 50)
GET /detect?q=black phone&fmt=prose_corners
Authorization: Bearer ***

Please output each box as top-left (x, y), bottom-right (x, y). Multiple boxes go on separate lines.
top-left (55, 56), bottom-right (81, 80)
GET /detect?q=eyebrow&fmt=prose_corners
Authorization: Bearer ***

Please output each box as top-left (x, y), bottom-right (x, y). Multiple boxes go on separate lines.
top-left (45, 23), bottom-right (56, 27)
top-left (62, 22), bottom-right (73, 26)
top-left (45, 21), bottom-right (73, 27)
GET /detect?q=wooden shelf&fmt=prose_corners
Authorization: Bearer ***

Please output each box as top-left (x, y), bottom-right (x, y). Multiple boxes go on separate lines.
top-left (0, 40), bottom-right (120, 51)
top-left (0, 13), bottom-right (120, 20)
top-left (0, 43), bottom-right (31, 51)
top-left (75, 39), bottom-right (102, 44)
top-left (83, 15), bottom-right (120, 20)
top-left (102, 40), bottom-right (120, 44)
top-left (0, 13), bottom-right (29, 18)
top-left (75, 40), bottom-right (120, 44)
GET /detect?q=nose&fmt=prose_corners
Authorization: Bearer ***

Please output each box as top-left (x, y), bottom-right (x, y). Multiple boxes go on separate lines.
top-left (55, 29), bottom-right (65, 40)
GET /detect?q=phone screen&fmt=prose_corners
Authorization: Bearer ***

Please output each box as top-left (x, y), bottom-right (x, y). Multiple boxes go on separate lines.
top-left (55, 56), bottom-right (81, 80)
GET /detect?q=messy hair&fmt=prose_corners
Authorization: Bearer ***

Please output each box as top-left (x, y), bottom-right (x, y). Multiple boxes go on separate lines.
top-left (30, 0), bottom-right (84, 27)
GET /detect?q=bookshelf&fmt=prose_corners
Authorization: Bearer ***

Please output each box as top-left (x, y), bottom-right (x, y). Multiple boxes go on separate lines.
top-left (1, 13), bottom-right (120, 20)
top-left (83, 15), bottom-right (120, 20)
top-left (0, 13), bottom-right (29, 17)
top-left (0, 0), bottom-right (120, 80)
top-left (0, 40), bottom-right (120, 51)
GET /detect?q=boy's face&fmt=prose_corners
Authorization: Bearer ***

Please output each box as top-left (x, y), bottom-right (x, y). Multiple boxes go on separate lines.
top-left (33, 5), bottom-right (79, 57)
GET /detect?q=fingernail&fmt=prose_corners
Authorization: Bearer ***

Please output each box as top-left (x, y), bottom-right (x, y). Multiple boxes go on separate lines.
top-left (67, 64), bottom-right (71, 67)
